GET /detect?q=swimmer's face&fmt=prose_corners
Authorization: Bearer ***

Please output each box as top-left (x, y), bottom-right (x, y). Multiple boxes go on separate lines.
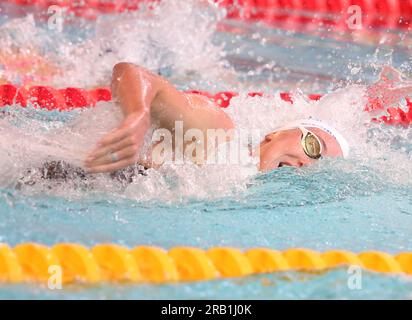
top-left (259, 128), bottom-right (343, 171)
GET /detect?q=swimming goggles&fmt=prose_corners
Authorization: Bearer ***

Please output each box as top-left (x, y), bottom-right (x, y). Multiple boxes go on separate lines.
top-left (298, 127), bottom-right (323, 159)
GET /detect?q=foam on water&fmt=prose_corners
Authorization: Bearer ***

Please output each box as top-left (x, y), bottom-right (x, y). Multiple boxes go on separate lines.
top-left (1, 0), bottom-right (233, 88)
top-left (0, 100), bottom-right (257, 201)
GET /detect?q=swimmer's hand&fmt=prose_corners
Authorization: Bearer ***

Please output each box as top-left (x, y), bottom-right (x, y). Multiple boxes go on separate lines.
top-left (84, 62), bottom-right (158, 173)
top-left (84, 111), bottom-right (150, 173)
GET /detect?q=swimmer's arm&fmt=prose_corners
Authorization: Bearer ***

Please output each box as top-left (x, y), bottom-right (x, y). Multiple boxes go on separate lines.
top-left (85, 63), bottom-right (155, 173)
top-left (110, 62), bottom-right (233, 133)
top-left (85, 62), bottom-right (233, 173)
top-left (110, 62), bottom-right (159, 117)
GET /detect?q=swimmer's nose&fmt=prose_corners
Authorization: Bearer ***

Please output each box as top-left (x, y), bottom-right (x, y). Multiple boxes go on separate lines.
top-left (280, 159), bottom-right (306, 168)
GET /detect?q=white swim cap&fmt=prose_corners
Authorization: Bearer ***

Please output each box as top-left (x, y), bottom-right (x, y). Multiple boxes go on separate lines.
top-left (274, 118), bottom-right (350, 158)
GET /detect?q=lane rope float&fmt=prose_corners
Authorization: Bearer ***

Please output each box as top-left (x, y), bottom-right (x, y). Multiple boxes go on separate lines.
top-left (1, 84), bottom-right (411, 126)
top-left (4, 0), bottom-right (411, 30)
top-left (0, 243), bottom-right (411, 284)
top-left (220, 0), bottom-right (412, 31)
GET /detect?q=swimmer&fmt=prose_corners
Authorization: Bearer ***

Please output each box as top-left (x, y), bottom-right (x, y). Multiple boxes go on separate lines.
top-left (83, 62), bottom-right (349, 174)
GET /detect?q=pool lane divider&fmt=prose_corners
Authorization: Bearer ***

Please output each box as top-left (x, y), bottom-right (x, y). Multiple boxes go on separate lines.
top-left (5, 0), bottom-right (411, 31)
top-left (221, 0), bottom-right (412, 31)
top-left (0, 244), bottom-right (411, 284)
top-left (0, 84), bottom-right (320, 111)
top-left (0, 84), bottom-right (411, 126)
top-left (0, 84), bottom-right (112, 110)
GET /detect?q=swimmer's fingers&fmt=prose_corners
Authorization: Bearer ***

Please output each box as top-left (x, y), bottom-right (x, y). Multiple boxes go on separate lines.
top-left (85, 155), bottom-right (138, 174)
top-left (85, 136), bottom-right (134, 164)
top-left (85, 145), bottom-right (139, 169)
top-left (97, 113), bottom-right (149, 147)
top-left (97, 126), bottom-right (130, 147)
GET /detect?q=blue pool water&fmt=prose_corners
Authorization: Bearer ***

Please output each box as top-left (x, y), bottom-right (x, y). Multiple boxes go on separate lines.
top-left (0, 168), bottom-right (412, 299)
top-left (0, 0), bottom-right (411, 299)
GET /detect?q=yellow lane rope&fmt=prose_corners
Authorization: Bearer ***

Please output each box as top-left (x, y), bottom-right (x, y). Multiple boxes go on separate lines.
top-left (0, 243), bottom-right (411, 284)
